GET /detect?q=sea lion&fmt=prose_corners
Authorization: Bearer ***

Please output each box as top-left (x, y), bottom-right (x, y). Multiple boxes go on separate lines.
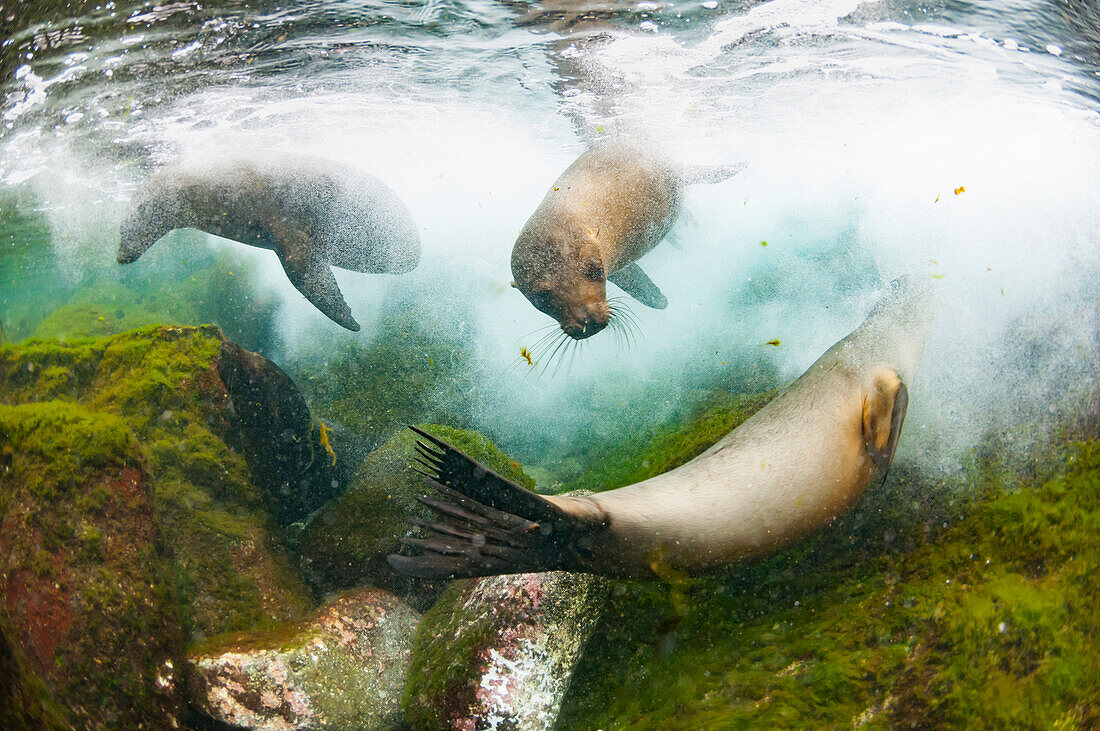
top-left (118, 153), bottom-right (421, 331)
top-left (511, 137), bottom-right (744, 340)
top-left (389, 277), bottom-right (930, 578)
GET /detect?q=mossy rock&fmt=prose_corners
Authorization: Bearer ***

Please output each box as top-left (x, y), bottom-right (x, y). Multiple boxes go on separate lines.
top-left (0, 401), bottom-right (185, 727)
top-left (0, 623), bottom-right (70, 731)
top-left (188, 586), bottom-right (419, 730)
top-left (403, 571), bottom-right (609, 730)
top-left (564, 388), bottom-right (779, 493)
top-left (0, 327), bottom-right (313, 639)
top-left (291, 300), bottom-right (481, 453)
top-left (297, 424), bottom-right (533, 605)
top-left (557, 439), bottom-right (1100, 728)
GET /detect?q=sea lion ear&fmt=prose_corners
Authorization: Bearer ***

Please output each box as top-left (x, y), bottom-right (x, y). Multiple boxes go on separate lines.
top-left (510, 280), bottom-right (518, 289)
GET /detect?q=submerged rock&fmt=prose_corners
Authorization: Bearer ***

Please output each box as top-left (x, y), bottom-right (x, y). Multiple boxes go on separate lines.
top-left (0, 326), bottom-right (315, 662)
top-left (0, 401), bottom-right (185, 727)
top-left (188, 586), bottom-right (419, 730)
top-left (403, 571), bottom-right (609, 730)
top-left (216, 340), bottom-right (342, 526)
top-left (297, 424), bottom-right (534, 607)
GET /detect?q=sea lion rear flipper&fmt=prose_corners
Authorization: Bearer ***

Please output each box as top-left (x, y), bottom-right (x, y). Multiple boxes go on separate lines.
top-left (864, 369), bottom-right (908, 485)
top-left (679, 161), bottom-right (747, 185)
top-left (276, 237), bottom-right (361, 332)
top-left (387, 426), bottom-right (608, 579)
top-left (608, 263), bottom-right (668, 309)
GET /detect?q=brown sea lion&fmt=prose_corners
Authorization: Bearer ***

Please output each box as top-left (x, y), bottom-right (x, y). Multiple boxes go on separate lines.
top-left (118, 153), bottom-right (421, 331)
top-left (511, 137), bottom-right (744, 339)
top-left (389, 277), bottom-right (930, 578)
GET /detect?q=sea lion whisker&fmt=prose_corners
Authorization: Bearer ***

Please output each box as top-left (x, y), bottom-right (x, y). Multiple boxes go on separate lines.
top-left (541, 332), bottom-right (571, 375)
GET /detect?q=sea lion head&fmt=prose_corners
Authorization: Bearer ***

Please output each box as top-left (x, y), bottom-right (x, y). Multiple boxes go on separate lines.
top-left (511, 234), bottom-right (611, 340)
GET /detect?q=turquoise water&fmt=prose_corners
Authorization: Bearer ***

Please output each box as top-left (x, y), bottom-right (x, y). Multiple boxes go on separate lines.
top-left (2, 0), bottom-right (1098, 473)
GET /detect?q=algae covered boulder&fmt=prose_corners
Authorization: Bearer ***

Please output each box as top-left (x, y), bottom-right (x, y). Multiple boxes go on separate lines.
top-left (0, 326), bottom-right (314, 639)
top-left (403, 571), bottom-right (609, 730)
top-left (297, 424), bottom-right (534, 604)
top-left (188, 586), bottom-right (420, 730)
top-left (0, 401), bottom-right (185, 727)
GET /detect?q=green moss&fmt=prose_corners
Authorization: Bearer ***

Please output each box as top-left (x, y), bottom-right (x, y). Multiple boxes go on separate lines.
top-left (566, 389), bottom-right (778, 493)
top-left (400, 579), bottom-right (499, 728)
top-left (298, 423), bottom-right (533, 593)
top-left (0, 402), bottom-right (141, 498)
top-left (557, 441), bottom-right (1100, 728)
top-left (292, 300), bottom-right (481, 451)
top-left (0, 327), bottom-right (313, 641)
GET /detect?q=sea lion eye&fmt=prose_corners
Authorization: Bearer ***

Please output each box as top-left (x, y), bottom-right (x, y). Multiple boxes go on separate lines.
top-left (584, 260), bottom-right (605, 281)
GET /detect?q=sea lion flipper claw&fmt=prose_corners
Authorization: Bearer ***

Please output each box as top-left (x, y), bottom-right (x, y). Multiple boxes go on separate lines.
top-left (608, 263), bottom-right (668, 309)
top-left (878, 379), bottom-right (908, 485)
top-left (276, 241), bottom-right (361, 332)
top-left (389, 427), bottom-right (607, 578)
top-left (865, 372), bottom-right (909, 486)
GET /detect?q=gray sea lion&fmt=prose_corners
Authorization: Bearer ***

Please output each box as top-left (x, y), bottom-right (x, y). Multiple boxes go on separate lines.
top-left (511, 137), bottom-right (744, 340)
top-left (389, 277), bottom-right (929, 578)
top-left (118, 153), bottom-right (421, 331)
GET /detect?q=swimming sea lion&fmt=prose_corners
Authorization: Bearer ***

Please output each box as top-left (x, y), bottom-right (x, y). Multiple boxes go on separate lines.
top-left (389, 277), bottom-right (930, 578)
top-left (511, 137), bottom-right (744, 340)
top-left (118, 153), bottom-right (421, 331)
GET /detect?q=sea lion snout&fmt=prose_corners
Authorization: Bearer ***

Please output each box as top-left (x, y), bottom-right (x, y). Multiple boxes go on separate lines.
top-left (561, 300), bottom-right (611, 339)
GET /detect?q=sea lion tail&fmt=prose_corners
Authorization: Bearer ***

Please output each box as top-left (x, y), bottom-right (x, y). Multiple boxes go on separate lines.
top-left (679, 161), bottom-right (747, 185)
top-left (387, 427), bottom-right (608, 580)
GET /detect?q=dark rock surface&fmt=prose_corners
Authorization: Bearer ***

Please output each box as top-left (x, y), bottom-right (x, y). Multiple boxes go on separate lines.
top-left (188, 586), bottom-right (420, 730)
top-left (216, 340), bottom-right (343, 527)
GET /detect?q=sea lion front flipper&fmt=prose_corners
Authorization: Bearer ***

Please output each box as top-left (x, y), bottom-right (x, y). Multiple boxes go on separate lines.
top-left (864, 368), bottom-right (909, 485)
top-left (274, 229), bottom-right (361, 332)
top-left (608, 263), bottom-right (668, 309)
top-left (679, 161), bottom-right (747, 185)
top-left (387, 426), bottom-right (608, 579)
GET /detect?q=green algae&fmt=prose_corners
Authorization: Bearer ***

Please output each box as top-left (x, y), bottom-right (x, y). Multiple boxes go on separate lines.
top-left (0, 401), bottom-right (185, 727)
top-left (564, 388), bottom-right (778, 493)
top-left (401, 579), bottom-right (493, 728)
top-left (298, 423), bottom-right (533, 598)
top-left (0, 327), bottom-right (313, 642)
top-left (292, 300), bottom-right (481, 452)
top-left (556, 440), bottom-right (1100, 729)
